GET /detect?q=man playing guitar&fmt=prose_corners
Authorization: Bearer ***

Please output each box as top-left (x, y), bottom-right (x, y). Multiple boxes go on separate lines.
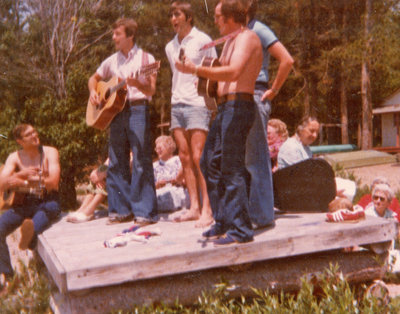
top-left (175, 0), bottom-right (264, 245)
top-left (0, 124), bottom-right (60, 287)
top-left (165, 1), bottom-right (217, 227)
top-left (88, 18), bottom-right (158, 225)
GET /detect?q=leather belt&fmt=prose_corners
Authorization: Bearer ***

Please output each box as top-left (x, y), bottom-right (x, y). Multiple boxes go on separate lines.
top-left (126, 99), bottom-right (149, 106)
top-left (216, 93), bottom-right (254, 106)
top-left (255, 81), bottom-right (269, 89)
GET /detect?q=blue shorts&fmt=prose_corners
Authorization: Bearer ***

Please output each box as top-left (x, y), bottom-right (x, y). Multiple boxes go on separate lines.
top-left (170, 103), bottom-right (211, 132)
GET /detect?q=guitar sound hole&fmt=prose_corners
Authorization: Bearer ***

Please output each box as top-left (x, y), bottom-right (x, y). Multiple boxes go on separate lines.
top-left (3, 190), bottom-right (11, 201)
top-left (105, 89), bottom-right (110, 100)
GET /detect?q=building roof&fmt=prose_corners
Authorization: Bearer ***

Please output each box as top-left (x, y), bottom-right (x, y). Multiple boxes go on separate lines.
top-left (373, 104), bottom-right (400, 115)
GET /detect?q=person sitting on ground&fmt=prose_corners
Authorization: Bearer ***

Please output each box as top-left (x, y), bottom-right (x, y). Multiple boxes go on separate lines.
top-left (357, 176), bottom-right (400, 215)
top-left (153, 135), bottom-right (189, 212)
top-left (66, 159), bottom-right (109, 223)
top-left (364, 183), bottom-right (398, 221)
top-left (277, 115), bottom-right (356, 201)
top-left (277, 116), bottom-right (319, 170)
top-left (0, 124), bottom-right (60, 291)
top-left (267, 118), bottom-right (288, 172)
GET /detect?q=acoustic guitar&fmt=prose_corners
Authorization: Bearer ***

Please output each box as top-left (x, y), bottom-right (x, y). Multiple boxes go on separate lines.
top-left (86, 61), bottom-right (160, 130)
top-left (0, 166), bottom-right (45, 210)
top-left (197, 57), bottom-right (220, 111)
top-left (0, 185), bottom-right (45, 210)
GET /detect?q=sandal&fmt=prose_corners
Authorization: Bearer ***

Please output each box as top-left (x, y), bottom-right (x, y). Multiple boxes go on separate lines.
top-left (66, 212), bottom-right (94, 223)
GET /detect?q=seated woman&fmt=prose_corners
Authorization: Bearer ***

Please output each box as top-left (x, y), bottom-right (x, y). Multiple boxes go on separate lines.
top-left (357, 176), bottom-right (400, 215)
top-left (267, 118), bottom-right (288, 172)
top-left (277, 116), bottom-right (319, 170)
top-left (153, 135), bottom-right (189, 212)
top-left (364, 183), bottom-right (398, 221)
top-left (66, 159), bottom-right (108, 223)
top-left (276, 116), bottom-right (356, 207)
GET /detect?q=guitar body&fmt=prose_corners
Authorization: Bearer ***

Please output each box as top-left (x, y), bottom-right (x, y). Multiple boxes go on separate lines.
top-left (0, 166), bottom-right (45, 210)
top-left (86, 61), bottom-right (160, 130)
top-left (0, 189), bottom-right (25, 210)
top-left (86, 77), bottom-right (127, 130)
top-left (197, 57), bottom-right (220, 111)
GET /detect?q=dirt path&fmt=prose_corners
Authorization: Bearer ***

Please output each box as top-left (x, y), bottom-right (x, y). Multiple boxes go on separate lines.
top-left (346, 162), bottom-right (400, 192)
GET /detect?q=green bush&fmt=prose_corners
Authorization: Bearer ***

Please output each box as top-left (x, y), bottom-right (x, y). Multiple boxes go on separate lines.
top-left (2, 261), bottom-right (400, 313)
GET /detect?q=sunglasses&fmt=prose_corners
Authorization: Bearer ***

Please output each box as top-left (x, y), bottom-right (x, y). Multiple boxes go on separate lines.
top-left (373, 195), bottom-right (387, 202)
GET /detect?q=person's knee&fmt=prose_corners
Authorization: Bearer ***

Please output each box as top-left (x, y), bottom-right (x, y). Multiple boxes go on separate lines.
top-left (42, 202), bottom-right (61, 220)
top-left (192, 151), bottom-right (203, 168)
top-left (178, 150), bottom-right (191, 167)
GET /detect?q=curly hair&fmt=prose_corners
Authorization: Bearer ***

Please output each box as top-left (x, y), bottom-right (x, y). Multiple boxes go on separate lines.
top-left (372, 183), bottom-right (394, 203)
top-left (155, 135), bottom-right (176, 155)
top-left (268, 119), bottom-right (288, 141)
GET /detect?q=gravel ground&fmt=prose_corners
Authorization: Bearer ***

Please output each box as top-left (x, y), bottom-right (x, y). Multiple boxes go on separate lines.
top-left (345, 162), bottom-right (400, 193)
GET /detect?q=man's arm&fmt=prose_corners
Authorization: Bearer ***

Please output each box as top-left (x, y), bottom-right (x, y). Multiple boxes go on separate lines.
top-left (88, 73), bottom-right (103, 106)
top-left (175, 31), bottom-right (257, 81)
top-left (126, 73), bottom-right (157, 97)
top-left (0, 153), bottom-right (38, 190)
top-left (43, 146), bottom-right (60, 192)
top-left (263, 42), bottom-right (294, 101)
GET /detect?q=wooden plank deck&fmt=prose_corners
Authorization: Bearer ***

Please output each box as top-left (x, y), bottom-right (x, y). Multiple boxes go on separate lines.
top-left (323, 150), bottom-right (397, 169)
top-left (37, 212), bottom-right (398, 296)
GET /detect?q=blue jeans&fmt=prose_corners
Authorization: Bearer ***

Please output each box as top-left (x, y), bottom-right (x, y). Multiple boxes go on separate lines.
top-left (107, 104), bottom-right (157, 220)
top-left (200, 100), bottom-right (254, 242)
top-left (245, 88), bottom-right (274, 228)
top-left (0, 192), bottom-right (60, 276)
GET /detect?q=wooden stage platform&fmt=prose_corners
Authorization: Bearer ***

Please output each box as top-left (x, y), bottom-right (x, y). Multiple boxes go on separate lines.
top-left (37, 212), bottom-right (398, 313)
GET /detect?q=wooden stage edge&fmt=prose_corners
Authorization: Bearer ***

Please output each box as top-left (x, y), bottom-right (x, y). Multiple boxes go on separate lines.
top-left (36, 213), bottom-right (398, 312)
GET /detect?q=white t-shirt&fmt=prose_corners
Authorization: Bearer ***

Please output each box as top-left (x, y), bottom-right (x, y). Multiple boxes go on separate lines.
top-left (96, 45), bottom-right (155, 101)
top-left (165, 27), bottom-right (217, 107)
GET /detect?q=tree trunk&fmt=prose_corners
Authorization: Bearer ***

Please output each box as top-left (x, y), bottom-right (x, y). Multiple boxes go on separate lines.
top-left (340, 71), bottom-right (349, 144)
top-left (340, 0), bottom-right (349, 144)
top-left (361, 0), bottom-right (373, 149)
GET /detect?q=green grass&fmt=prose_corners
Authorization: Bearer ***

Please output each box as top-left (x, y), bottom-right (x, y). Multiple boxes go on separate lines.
top-left (0, 258), bottom-right (51, 313)
top-left (2, 261), bottom-right (400, 313)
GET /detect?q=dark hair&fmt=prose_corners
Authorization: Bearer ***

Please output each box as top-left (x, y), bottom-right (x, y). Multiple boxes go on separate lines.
top-left (13, 124), bottom-right (32, 140)
top-left (247, 0), bottom-right (257, 21)
top-left (296, 116), bottom-right (319, 135)
top-left (170, 1), bottom-right (194, 26)
top-left (112, 18), bottom-right (138, 39)
top-left (221, 0), bottom-right (248, 25)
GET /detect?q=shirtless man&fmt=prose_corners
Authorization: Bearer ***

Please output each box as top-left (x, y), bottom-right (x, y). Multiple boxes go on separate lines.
top-left (0, 124), bottom-right (60, 287)
top-left (175, 0), bottom-right (263, 245)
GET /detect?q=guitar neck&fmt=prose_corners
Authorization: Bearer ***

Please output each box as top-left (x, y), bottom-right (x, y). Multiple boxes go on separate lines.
top-left (109, 79), bottom-right (126, 95)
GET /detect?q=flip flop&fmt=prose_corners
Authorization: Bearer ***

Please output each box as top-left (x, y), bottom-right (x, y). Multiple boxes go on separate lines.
top-left (67, 212), bottom-right (94, 223)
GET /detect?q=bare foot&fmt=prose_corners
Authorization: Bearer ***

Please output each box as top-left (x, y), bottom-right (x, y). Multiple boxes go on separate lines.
top-left (195, 214), bottom-right (214, 228)
top-left (174, 209), bottom-right (200, 222)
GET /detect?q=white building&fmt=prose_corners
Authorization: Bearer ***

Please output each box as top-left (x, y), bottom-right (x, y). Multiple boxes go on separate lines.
top-left (373, 89), bottom-right (400, 147)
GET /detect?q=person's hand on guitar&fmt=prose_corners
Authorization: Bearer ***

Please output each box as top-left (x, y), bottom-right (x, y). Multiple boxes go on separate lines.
top-left (126, 73), bottom-right (150, 90)
top-left (15, 166), bottom-right (40, 180)
top-left (89, 89), bottom-right (101, 107)
top-left (175, 56), bottom-right (196, 75)
top-left (5, 167), bottom-right (41, 189)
